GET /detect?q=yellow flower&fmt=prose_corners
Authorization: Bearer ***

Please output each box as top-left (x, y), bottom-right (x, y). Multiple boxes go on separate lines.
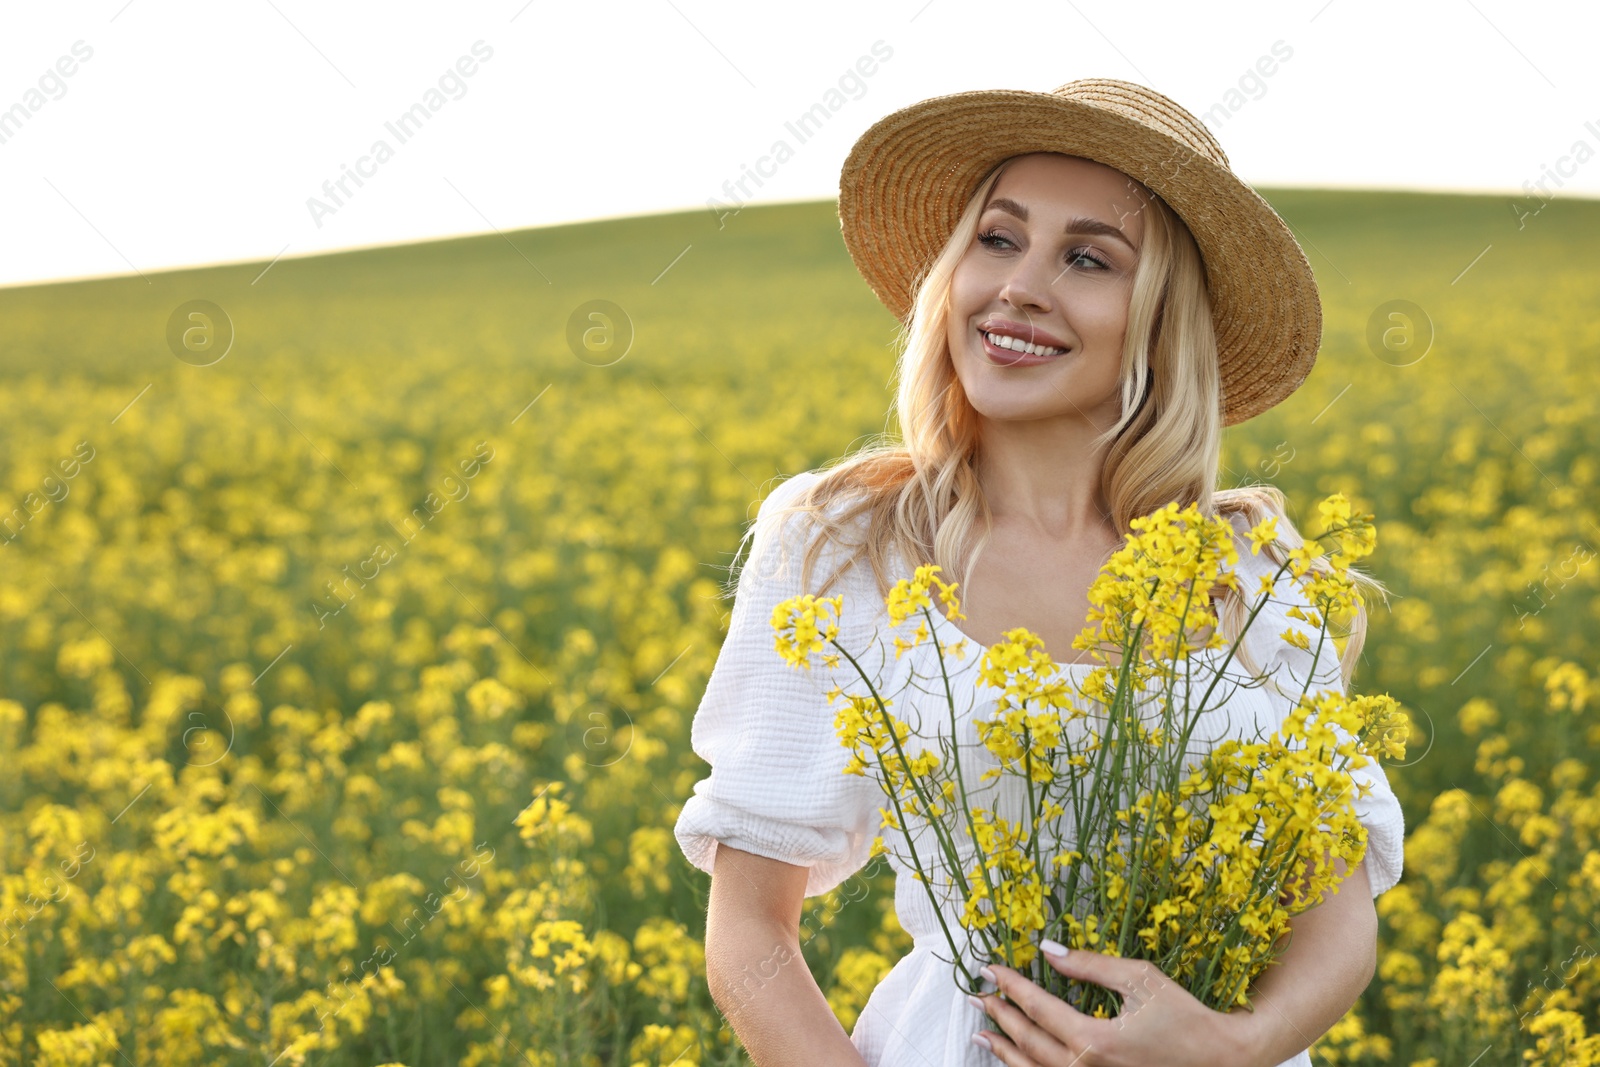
top-left (1286, 540), bottom-right (1323, 578)
top-left (1317, 493), bottom-right (1353, 528)
top-left (771, 593), bottom-right (843, 667)
top-left (886, 564), bottom-right (965, 628)
top-left (1247, 516), bottom-right (1279, 555)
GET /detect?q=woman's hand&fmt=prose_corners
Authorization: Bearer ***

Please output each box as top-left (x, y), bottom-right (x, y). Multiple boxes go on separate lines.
top-left (968, 943), bottom-right (1266, 1067)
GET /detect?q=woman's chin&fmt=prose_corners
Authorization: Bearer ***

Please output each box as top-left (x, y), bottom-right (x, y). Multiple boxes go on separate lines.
top-left (962, 373), bottom-right (1123, 425)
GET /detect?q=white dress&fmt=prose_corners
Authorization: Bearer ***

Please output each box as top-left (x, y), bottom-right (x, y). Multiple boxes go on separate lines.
top-left (674, 471), bottom-right (1406, 1067)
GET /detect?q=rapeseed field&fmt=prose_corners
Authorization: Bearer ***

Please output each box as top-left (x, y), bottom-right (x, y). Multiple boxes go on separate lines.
top-left (0, 189), bottom-right (1596, 1064)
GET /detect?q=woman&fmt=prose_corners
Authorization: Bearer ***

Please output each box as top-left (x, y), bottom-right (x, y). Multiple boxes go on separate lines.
top-left (673, 78), bottom-right (1405, 1066)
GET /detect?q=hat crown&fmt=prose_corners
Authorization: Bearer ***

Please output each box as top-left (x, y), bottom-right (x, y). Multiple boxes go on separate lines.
top-left (1049, 77), bottom-right (1230, 171)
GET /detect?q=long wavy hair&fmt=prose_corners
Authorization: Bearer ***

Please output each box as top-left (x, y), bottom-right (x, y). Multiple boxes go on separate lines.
top-left (735, 153), bottom-right (1387, 685)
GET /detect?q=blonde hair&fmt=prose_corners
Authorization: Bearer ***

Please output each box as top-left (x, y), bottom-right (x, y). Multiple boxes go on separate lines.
top-left (731, 153), bottom-right (1387, 685)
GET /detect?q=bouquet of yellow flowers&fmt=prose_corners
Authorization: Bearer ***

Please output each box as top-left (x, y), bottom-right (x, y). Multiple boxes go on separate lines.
top-left (768, 495), bottom-right (1409, 1022)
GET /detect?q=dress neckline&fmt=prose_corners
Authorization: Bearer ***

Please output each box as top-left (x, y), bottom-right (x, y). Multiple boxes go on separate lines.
top-left (936, 614), bottom-right (1102, 672)
top-left (918, 588), bottom-right (1222, 676)
top-left (886, 550), bottom-right (1108, 673)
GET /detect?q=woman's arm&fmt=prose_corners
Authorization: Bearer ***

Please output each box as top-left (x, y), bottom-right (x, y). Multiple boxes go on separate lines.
top-left (705, 843), bottom-right (870, 1067)
top-left (1232, 852), bottom-right (1378, 1066)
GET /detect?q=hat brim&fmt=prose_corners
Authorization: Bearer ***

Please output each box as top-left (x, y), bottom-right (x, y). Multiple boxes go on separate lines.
top-left (838, 88), bottom-right (1323, 427)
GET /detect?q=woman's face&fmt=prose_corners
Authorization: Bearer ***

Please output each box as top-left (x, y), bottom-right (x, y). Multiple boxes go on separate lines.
top-left (946, 152), bottom-right (1148, 427)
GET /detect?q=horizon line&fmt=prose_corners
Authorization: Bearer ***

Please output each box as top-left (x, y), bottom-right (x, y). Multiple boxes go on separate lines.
top-left (4, 181), bottom-right (1595, 293)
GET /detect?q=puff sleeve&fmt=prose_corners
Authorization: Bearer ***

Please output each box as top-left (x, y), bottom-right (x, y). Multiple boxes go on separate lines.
top-left (1228, 519), bottom-right (1407, 900)
top-left (673, 471), bottom-right (886, 899)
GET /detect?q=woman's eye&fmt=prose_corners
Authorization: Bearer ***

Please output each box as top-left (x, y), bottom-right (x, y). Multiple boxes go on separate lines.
top-left (977, 229), bottom-right (1111, 272)
top-left (977, 229), bottom-right (1013, 250)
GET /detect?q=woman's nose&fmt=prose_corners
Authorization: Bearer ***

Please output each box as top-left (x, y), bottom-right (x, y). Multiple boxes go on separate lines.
top-left (997, 248), bottom-right (1054, 311)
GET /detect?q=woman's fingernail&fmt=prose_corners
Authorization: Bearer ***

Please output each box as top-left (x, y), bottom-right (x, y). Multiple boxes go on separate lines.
top-left (1040, 938), bottom-right (1069, 958)
top-left (971, 1032), bottom-right (992, 1051)
top-left (966, 993), bottom-right (985, 1012)
top-left (979, 965), bottom-right (997, 983)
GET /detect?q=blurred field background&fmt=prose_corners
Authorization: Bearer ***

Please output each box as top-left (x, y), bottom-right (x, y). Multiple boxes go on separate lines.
top-left (1, 188), bottom-right (1598, 1065)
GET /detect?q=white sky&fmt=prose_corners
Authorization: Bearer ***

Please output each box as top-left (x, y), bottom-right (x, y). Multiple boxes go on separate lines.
top-left (3, 0), bottom-right (1596, 288)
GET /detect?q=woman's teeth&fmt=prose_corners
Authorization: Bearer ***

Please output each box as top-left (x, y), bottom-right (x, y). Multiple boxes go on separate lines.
top-left (983, 330), bottom-right (1067, 357)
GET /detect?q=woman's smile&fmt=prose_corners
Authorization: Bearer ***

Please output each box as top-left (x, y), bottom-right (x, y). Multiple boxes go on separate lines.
top-left (978, 326), bottom-right (1070, 366)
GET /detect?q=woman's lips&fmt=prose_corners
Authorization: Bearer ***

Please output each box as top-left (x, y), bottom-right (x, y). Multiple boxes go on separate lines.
top-left (979, 328), bottom-right (1069, 366)
top-left (978, 319), bottom-right (1070, 349)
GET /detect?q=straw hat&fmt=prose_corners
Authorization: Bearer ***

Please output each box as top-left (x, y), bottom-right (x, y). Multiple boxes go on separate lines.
top-left (837, 77), bottom-right (1322, 427)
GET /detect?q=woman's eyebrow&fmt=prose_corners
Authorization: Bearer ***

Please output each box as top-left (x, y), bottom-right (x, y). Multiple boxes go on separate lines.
top-left (983, 196), bottom-right (1138, 253)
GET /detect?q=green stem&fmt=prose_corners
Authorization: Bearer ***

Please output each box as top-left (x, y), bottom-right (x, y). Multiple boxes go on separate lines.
top-left (821, 633), bottom-right (969, 973)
